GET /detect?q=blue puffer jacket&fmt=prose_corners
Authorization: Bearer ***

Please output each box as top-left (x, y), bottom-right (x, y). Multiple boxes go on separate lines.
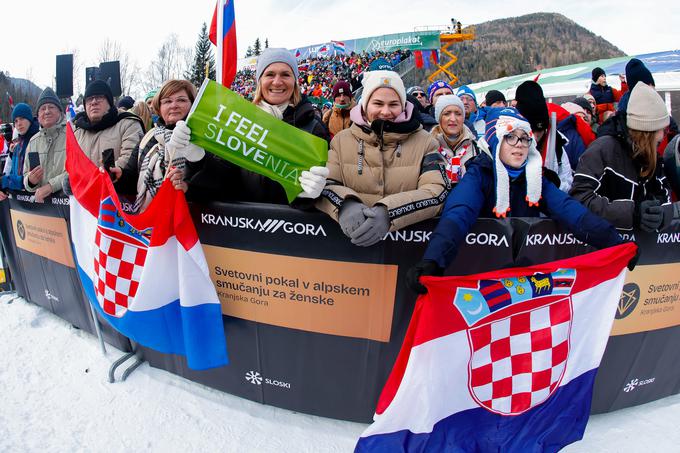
top-left (557, 115), bottom-right (586, 168)
top-left (2, 118), bottom-right (39, 190)
top-left (423, 153), bottom-right (623, 268)
top-left (590, 83), bottom-right (615, 105)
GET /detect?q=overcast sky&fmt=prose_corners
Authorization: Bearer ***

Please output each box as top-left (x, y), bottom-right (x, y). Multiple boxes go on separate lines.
top-left (5, 0), bottom-right (679, 94)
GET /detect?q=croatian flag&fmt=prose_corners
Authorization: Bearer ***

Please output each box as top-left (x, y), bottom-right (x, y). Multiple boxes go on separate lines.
top-left (65, 124), bottom-right (228, 370)
top-left (209, 0), bottom-right (238, 87)
top-left (356, 243), bottom-right (636, 452)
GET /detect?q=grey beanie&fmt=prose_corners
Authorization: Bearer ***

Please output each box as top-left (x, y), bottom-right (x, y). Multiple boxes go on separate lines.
top-left (37, 87), bottom-right (62, 111)
top-left (434, 94), bottom-right (465, 122)
top-left (256, 48), bottom-right (299, 81)
top-left (627, 83), bottom-right (670, 132)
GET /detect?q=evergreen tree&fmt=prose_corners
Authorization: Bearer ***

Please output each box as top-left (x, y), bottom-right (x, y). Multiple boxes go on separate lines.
top-left (245, 46), bottom-right (253, 58)
top-left (265, 38), bottom-right (269, 49)
top-left (254, 38), bottom-right (262, 56)
top-left (186, 23), bottom-right (216, 86)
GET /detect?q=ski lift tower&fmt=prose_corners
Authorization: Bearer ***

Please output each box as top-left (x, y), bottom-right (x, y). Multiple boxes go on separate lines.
top-left (416, 22), bottom-right (475, 85)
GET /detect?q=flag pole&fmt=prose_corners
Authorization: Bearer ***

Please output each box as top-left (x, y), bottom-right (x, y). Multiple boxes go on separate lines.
top-left (216, 1), bottom-right (224, 85)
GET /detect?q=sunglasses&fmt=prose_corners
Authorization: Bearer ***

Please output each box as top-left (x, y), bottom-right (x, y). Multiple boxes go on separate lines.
top-left (413, 92), bottom-right (426, 97)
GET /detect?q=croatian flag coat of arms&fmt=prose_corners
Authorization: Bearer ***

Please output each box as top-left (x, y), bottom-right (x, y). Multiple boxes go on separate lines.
top-left (65, 124), bottom-right (228, 370)
top-left (356, 243), bottom-right (636, 452)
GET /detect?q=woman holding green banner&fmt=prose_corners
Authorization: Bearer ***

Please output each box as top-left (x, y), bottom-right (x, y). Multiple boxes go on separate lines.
top-left (186, 48), bottom-right (331, 204)
top-left (317, 70), bottom-right (450, 247)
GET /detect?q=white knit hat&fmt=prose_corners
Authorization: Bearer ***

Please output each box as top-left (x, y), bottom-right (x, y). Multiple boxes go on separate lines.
top-left (434, 94), bottom-right (465, 123)
top-left (627, 83), bottom-right (670, 131)
top-left (360, 70), bottom-right (406, 111)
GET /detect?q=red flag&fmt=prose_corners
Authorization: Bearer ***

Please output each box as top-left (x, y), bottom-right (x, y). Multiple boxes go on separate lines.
top-left (430, 50), bottom-right (439, 66)
top-left (414, 50), bottom-right (424, 69)
top-left (209, 1), bottom-right (237, 87)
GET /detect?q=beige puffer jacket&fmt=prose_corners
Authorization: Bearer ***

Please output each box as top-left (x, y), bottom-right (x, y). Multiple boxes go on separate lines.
top-left (317, 105), bottom-right (450, 231)
top-left (74, 116), bottom-right (144, 169)
top-left (23, 119), bottom-right (67, 193)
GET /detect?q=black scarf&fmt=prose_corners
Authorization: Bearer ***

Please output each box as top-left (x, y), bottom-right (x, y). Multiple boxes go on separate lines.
top-left (74, 107), bottom-right (145, 132)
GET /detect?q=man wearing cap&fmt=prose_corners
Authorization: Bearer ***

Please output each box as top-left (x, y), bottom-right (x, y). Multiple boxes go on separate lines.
top-left (23, 88), bottom-right (68, 202)
top-left (0, 103), bottom-right (39, 200)
top-left (73, 80), bottom-right (144, 183)
top-left (589, 66), bottom-right (628, 123)
top-left (455, 85), bottom-right (486, 138)
top-left (323, 80), bottom-right (356, 138)
top-left (407, 86), bottom-right (429, 110)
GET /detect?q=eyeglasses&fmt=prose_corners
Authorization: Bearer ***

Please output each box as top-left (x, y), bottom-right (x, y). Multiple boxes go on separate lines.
top-left (504, 133), bottom-right (532, 147)
top-left (85, 95), bottom-right (107, 105)
top-left (160, 97), bottom-right (191, 107)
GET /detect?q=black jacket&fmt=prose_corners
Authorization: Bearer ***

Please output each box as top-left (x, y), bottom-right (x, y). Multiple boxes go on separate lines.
top-left (570, 115), bottom-right (673, 230)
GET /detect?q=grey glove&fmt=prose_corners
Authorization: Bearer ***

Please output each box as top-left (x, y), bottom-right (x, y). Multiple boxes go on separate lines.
top-left (637, 200), bottom-right (663, 232)
top-left (338, 199), bottom-right (368, 237)
top-left (350, 205), bottom-right (391, 247)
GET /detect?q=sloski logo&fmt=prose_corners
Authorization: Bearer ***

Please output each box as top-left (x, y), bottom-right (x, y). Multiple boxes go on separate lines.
top-left (93, 197), bottom-right (152, 318)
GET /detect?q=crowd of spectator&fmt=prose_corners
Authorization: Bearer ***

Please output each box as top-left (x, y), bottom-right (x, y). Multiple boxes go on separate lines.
top-left (1, 49), bottom-right (678, 287)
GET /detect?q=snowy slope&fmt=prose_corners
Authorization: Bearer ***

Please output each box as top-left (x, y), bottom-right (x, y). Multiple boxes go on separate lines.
top-left (1, 294), bottom-right (679, 453)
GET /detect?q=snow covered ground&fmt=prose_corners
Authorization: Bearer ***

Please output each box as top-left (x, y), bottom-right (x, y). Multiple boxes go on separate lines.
top-left (2, 293), bottom-right (679, 453)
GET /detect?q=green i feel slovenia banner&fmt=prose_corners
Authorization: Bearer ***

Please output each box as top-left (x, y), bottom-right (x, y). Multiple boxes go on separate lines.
top-left (187, 79), bottom-right (329, 202)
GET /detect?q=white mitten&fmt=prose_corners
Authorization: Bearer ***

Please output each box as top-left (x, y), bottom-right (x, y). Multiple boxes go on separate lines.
top-left (168, 120), bottom-right (205, 162)
top-left (297, 166), bottom-right (329, 199)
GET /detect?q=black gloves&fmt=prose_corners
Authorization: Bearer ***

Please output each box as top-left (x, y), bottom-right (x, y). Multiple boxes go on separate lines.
top-left (636, 200), bottom-right (664, 232)
top-left (406, 260), bottom-right (443, 295)
top-left (628, 243), bottom-right (641, 271)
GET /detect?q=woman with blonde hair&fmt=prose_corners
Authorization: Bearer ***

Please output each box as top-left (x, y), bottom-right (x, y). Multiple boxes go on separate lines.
top-left (131, 100), bottom-right (153, 133)
top-left (186, 48), bottom-right (330, 204)
top-left (570, 83), bottom-right (677, 231)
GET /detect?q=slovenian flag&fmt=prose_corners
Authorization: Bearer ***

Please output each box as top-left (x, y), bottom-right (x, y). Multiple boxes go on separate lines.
top-left (65, 124), bottom-right (228, 370)
top-left (209, 0), bottom-right (238, 87)
top-left (356, 243), bottom-right (636, 452)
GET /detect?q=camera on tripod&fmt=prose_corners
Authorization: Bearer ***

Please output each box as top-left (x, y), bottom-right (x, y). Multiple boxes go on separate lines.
top-left (0, 123), bottom-right (13, 143)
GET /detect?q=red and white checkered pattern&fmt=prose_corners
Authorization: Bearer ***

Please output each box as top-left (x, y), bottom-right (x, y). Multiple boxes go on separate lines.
top-left (467, 297), bottom-right (572, 415)
top-left (93, 228), bottom-right (148, 318)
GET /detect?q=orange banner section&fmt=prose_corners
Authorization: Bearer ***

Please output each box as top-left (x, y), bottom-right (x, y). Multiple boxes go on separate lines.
top-left (10, 209), bottom-right (75, 268)
top-left (203, 246), bottom-right (399, 342)
top-left (611, 264), bottom-right (680, 336)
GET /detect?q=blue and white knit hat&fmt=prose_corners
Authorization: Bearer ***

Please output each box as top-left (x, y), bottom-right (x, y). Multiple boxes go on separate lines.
top-left (427, 80), bottom-right (453, 104)
top-left (455, 85), bottom-right (477, 105)
top-left (483, 107), bottom-right (542, 218)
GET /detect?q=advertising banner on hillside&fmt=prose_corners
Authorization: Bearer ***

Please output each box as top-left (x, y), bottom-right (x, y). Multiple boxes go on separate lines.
top-left (292, 31), bottom-right (441, 59)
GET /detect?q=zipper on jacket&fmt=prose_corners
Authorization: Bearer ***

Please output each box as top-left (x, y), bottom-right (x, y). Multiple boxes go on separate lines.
top-left (357, 140), bottom-right (364, 175)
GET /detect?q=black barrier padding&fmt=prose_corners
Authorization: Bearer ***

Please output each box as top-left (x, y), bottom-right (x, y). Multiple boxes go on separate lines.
top-left (2, 193), bottom-right (131, 352)
top-left (0, 199), bottom-right (30, 298)
top-left (591, 325), bottom-right (680, 413)
top-left (3, 193), bottom-right (680, 422)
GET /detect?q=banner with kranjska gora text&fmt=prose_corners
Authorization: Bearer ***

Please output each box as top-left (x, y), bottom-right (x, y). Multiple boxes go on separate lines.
top-left (187, 79), bottom-right (329, 202)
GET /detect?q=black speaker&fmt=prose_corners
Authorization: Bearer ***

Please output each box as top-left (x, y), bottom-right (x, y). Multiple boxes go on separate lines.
top-left (85, 66), bottom-right (100, 85)
top-left (56, 54), bottom-right (73, 97)
top-left (98, 61), bottom-right (121, 97)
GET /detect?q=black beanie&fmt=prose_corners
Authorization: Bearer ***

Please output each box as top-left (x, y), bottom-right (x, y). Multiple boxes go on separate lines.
top-left (514, 81), bottom-right (549, 131)
top-left (625, 58), bottom-right (655, 90)
top-left (484, 90), bottom-right (506, 106)
top-left (572, 97), bottom-right (594, 115)
top-left (117, 95), bottom-right (135, 110)
top-left (84, 80), bottom-right (114, 107)
top-left (591, 67), bottom-right (606, 82)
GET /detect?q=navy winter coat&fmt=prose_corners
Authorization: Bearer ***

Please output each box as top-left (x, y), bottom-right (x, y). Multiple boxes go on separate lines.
top-left (423, 153), bottom-right (623, 268)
